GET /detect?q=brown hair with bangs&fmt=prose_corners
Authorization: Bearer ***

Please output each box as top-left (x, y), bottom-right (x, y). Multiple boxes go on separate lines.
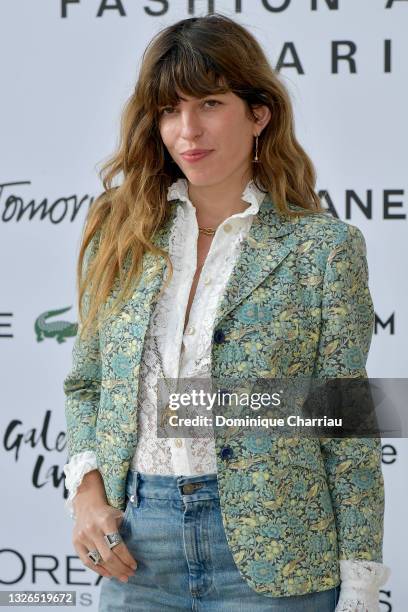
top-left (76, 13), bottom-right (326, 341)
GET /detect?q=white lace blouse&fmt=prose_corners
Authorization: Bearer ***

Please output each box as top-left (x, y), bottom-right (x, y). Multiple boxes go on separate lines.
top-left (63, 178), bottom-right (390, 610)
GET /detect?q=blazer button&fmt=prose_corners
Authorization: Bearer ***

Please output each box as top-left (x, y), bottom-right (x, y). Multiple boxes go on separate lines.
top-left (213, 329), bottom-right (225, 344)
top-left (220, 445), bottom-right (234, 460)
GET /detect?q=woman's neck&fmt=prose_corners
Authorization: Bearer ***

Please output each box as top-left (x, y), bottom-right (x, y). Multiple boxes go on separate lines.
top-left (186, 174), bottom-right (252, 228)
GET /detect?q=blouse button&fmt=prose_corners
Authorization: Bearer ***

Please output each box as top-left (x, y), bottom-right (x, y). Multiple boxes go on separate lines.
top-left (204, 276), bottom-right (211, 285)
top-left (223, 223), bottom-right (232, 233)
top-left (174, 439), bottom-right (183, 448)
top-left (186, 325), bottom-right (196, 335)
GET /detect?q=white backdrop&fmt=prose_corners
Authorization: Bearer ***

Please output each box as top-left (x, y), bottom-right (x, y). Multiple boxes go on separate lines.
top-left (1, 1), bottom-right (406, 610)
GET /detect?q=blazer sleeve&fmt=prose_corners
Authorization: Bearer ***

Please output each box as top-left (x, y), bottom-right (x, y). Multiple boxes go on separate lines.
top-left (63, 231), bottom-right (102, 461)
top-left (313, 223), bottom-right (385, 563)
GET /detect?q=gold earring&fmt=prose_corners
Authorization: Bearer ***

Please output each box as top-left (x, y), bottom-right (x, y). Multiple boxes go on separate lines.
top-left (253, 134), bottom-right (260, 163)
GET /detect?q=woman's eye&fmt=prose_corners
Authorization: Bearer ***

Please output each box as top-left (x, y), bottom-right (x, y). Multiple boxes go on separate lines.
top-left (160, 100), bottom-right (220, 115)
top-left (160, 106), bottom-right (174, 115)
top-left (160, 105), bottom-right (181, 115)
top-left (204, 99), bottom-right (220, 108)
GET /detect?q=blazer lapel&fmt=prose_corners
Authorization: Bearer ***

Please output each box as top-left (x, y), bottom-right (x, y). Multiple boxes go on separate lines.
top-left (213, 195), bottom-right (300, 329)
top-left (122, 195), bottom-right (301, 357)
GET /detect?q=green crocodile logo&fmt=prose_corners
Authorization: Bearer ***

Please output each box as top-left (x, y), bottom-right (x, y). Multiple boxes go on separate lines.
top-left (35, 306), bottom-right (78, 343)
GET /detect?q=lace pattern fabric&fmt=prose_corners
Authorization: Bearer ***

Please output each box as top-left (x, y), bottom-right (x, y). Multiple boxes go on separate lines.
top-left (63, 450), bottom-right (98, 519)
top-left (131, 179), bottom-right (258, 475)
top-left (335, 560), bottom-right (391, 611)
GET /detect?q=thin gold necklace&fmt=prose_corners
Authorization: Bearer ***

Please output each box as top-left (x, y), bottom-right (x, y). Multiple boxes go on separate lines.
top-left (193, 194), bottom-right (217, 234)
top-left (198, 226), bottom-right (216, 235)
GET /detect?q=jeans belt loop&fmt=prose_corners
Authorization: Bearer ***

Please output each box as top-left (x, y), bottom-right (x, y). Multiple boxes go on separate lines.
top-left (129, 471), bottom-right (140, 507)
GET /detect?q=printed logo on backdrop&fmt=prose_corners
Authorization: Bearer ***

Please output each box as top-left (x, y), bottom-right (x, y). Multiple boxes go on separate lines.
top-left (0, 181), bottom-right (94, 223)
top-left (0, 552), bottom-right (392, 612)
top-left (3, 411), bottom-right (68, 500)
top-left (375, 313), bottom-right (395, 335)
top-left (0, 548), bottom-right (101, 605)
top-left (382, 444), bottom-right (397, 465)
top-left (35, 307), bottom-right (77, 343)
top-left (320, 191), bottom-right (406, 221)
top-left (58, 0), bottom-right (406, 26)
top-left (379, 590), bottom-right (393, 611)
top-left (0, 312), bottom-right (13, 338)
top-left (1, 181), bottom-right (406, 222)
top-left (58, 0), bottom-right (404, 78)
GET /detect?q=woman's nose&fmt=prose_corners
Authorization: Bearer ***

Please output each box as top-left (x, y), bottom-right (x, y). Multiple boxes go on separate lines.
top-left (178, 112), bottom-right (204, 136)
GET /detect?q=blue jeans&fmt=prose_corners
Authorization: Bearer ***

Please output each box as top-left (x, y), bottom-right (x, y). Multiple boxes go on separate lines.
top-left (99, 470), bottom-right (341, 611)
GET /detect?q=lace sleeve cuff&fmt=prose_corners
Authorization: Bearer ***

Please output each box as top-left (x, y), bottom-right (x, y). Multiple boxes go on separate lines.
top-left (63, 451), bottom-right (98, 520)
top-left (335, 560), bottom-right (391, 612)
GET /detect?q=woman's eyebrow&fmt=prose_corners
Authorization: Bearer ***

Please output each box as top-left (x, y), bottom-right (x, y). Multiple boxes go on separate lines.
top-left (177, 95), bottom-right (222, 102)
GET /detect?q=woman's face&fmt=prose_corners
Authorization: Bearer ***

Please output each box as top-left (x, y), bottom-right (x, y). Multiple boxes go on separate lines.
top-left (158, 88), bottom-right (270, 188)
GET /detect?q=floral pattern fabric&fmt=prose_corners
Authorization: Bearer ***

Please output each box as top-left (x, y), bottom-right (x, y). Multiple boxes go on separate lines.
top-left (63, 189), bottom-right (385, 598)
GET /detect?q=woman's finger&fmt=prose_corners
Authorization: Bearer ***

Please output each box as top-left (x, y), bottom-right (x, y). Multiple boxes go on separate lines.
top-left (75, 526), bottom-right (131, 581)
top-left (94, 515), bottom-right (137, 578)
top-left (74, 541), bottom-right (113, 579)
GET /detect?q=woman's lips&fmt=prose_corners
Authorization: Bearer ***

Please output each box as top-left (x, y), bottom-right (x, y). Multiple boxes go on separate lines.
top-left (181, 151), bottom-right (213, 163)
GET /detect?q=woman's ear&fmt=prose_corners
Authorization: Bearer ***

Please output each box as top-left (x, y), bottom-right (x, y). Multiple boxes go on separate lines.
top-left (253, 105), bottom-right (271, 134)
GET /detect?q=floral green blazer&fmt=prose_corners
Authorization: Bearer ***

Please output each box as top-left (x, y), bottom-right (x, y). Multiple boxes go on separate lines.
top-left (63, 193), bottom-right (384, 598)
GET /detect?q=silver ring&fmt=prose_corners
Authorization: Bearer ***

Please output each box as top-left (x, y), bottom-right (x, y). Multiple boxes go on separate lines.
top-left (87, 549), bottom-right (102, 565)
top-left (104, 532), bottom-right (123, 549)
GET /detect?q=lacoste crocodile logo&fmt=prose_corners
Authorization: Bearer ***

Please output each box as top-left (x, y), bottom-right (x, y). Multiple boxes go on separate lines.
top-left (35, 307), bottom-right (78, 343)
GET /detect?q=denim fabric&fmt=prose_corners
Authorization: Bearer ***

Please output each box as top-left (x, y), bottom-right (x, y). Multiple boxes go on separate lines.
top-left (99, 470), bottom-right (341, 611)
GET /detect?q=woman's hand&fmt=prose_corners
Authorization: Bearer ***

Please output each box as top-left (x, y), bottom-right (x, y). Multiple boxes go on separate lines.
top-left (71, 469), bottom-right (137, 582)
top-left (72, 501), bottom-right (138, 582)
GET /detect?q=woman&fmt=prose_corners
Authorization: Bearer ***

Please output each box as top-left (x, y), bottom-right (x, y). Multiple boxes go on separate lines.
top-left (63, 14), bottom-right (390, 612)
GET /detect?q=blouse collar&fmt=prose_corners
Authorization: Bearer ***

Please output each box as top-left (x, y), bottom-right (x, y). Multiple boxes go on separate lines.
top-left (167, 177), bottom-right (267, 219)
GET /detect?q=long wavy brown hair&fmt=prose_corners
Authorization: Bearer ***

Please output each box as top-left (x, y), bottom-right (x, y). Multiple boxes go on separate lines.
top-left (76, 13), bottom-right (326, 341)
